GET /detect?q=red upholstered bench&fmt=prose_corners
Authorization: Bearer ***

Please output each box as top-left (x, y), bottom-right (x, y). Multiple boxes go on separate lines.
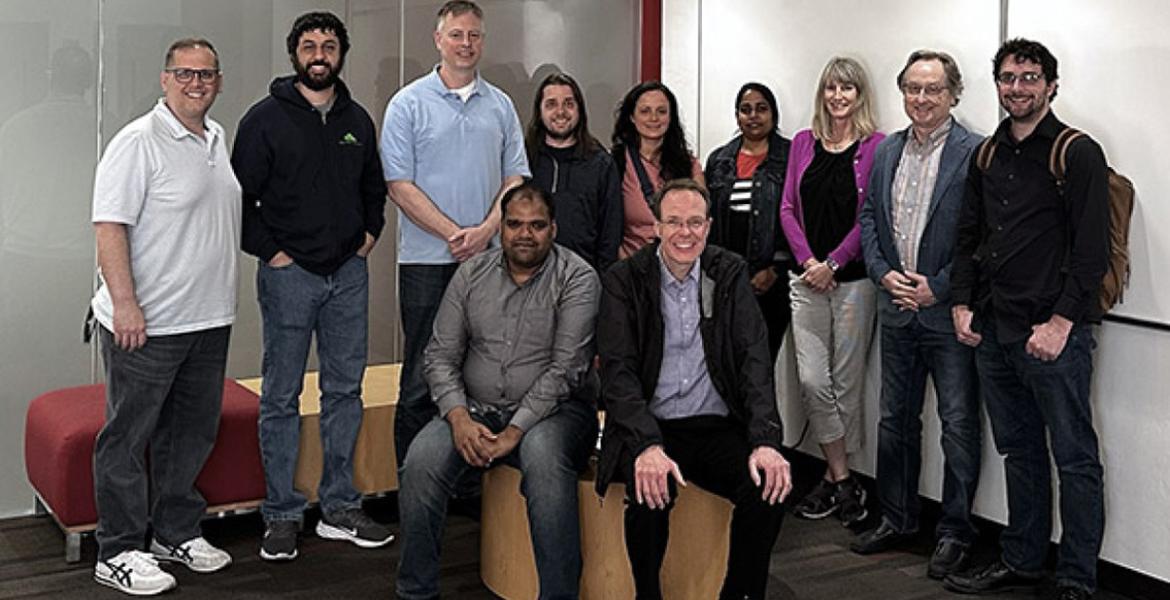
top-left (24, 379), bottom-right (264, 562)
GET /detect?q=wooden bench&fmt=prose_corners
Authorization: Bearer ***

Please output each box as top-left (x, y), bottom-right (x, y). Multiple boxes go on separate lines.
top-left (480, 463), bottom-right (733, 599)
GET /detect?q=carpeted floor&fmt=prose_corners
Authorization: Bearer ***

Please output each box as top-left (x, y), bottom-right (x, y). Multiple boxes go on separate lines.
top-left (0, 479), bottom-right (1150, 599)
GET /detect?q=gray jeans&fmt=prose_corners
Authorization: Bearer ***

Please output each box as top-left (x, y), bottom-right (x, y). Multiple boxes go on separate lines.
top-left (94, 325), bottom-right (230, 560)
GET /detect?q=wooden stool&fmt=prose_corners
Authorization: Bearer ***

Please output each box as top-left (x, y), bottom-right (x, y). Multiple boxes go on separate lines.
top-left (480, 464), bottom-right (732, 599)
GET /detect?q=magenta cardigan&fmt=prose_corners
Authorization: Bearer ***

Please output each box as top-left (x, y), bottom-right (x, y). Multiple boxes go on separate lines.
top-left (779, 128), bottom-right (886, 268)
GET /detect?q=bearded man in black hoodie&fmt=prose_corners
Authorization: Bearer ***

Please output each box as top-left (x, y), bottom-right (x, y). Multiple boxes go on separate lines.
top-left (231, 11), bottom-right (391, 562)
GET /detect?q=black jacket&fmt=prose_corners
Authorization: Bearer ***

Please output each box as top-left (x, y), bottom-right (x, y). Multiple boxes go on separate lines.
top-left (704, 132), bottom-right (792, 275)
top-left (529, 143), bottom-right (623, 272)
top-left (595, 242), bottom-right (784, 494)
top-left (233, 76), bottom-right (386, 275)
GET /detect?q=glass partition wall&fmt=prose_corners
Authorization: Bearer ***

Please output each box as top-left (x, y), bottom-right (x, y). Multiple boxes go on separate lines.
top-left (0, 0), bottom-right (639, 517)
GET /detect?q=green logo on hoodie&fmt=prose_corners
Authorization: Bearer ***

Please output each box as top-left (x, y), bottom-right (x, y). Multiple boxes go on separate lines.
top-left (340, 132), bottom-right (360, 146)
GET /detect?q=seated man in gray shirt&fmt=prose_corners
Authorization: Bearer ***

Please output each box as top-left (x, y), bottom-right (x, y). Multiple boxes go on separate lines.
top-left (596, 178), bottom-right (792, 600)
top-left (396, 182), bottom-right (600, 600)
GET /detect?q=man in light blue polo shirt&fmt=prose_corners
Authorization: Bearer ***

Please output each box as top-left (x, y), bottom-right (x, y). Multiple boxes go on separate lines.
top-left (380, 0), bottom-right (528, 466)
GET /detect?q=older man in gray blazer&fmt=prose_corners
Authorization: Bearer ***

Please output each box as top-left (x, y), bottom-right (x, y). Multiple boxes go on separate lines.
top-left (853, 49), bottom-right (982, 580)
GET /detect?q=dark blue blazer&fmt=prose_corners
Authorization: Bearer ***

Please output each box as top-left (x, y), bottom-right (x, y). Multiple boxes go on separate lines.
top-left (859, 119), bottom-right (980, 333)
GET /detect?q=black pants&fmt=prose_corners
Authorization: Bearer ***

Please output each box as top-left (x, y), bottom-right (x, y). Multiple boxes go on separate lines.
top-left (623, 416), bottom-right (785, 600)
top-left (756, 271), bottom-right (792, 362)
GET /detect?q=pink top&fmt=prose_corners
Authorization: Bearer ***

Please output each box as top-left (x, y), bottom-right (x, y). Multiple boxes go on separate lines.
top-left (619, 154), bottom-right (704, 258)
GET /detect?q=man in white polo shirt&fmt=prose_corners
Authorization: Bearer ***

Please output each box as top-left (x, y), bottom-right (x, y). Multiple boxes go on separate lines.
top-left (89, 38), bottom-right (240, 596)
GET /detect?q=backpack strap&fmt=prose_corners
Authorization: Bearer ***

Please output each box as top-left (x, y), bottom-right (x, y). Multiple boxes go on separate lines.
top-left (627, 145), bottom-right (658, 206)
top-left (975, 137), bottom-right (997, 172)
top-left (1049, 127), bottom-right (1086, 184)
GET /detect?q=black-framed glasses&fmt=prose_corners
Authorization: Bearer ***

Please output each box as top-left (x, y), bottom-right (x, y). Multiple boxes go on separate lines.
top-left (165, 68), bottom-right (220, 83)
top-left (996, 71), bottom-right (1044, 86)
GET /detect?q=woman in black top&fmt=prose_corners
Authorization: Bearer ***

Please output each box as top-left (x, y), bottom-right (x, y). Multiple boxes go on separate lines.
top-left (704, 82), bottom-right (792, 360)
top-left (780, 57), bottom-right (884, 527)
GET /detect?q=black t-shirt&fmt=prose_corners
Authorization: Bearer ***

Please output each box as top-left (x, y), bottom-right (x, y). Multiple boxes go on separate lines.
top-left (798, 139), bottom-right (865, 281)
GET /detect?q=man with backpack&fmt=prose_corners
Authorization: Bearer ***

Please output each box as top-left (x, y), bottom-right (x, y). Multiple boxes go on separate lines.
top-left (946, 38), bottom-right (1109, 600)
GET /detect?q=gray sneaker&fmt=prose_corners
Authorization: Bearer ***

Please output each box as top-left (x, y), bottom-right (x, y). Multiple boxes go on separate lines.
top-left (315, 508), bottom-right (394, 548)
top-left (151, 536), bottom-right (232, 573)
top-left (94, 550), bottom-right (177, 596)
top-left (260, 520), bottom-right (299, 561)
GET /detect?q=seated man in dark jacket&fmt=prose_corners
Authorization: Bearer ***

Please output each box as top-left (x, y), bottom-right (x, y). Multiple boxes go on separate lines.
top-left (596, 178), bottom-right (792, 600)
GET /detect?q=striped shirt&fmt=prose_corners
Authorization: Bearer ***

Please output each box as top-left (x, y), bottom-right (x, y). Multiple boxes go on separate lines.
top-left (891, 118), bottom-right (951, 273)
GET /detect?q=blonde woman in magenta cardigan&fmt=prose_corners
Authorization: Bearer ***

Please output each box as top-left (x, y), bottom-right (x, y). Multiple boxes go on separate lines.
top-left (780, 56), bottom-right (883, 527)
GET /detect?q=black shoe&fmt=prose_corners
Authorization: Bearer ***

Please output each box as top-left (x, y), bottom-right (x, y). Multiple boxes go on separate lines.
top-left (943, 559), bottom-right (1042, 594)
top-left (260, 520), bottom-right (299, 561)
top-left (835, 477), bottom-right (868, 527)
top-left (793, 478), bottom-right (839, 520)
top-left (316, 507), bottom-right (395, 548)
top-left (927, 538), bottom-right (970, 580)
top-left (1054, 585), bottom-right (1091, 600)
top-left (850, 520), bottom-right (913, 554)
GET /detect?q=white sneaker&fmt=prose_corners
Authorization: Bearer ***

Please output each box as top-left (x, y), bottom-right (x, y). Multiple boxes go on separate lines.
top-left (94, 550), bottom-right (177, 596)
top-left (150, 536), bottom-right (232, 573)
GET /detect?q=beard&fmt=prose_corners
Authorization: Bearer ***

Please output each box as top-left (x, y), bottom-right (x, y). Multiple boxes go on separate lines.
top-left (294, 57), bottom-right (343, 91)
top-left (544, 124), bottom-right (577, 143)
top-left (503, 242), bottom-right (549, 271)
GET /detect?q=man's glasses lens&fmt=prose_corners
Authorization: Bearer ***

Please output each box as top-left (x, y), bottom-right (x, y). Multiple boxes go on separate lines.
top-left (996, 72), bottom-right (1043, 86)
top-left (167, 68), bottom-right (219, 83)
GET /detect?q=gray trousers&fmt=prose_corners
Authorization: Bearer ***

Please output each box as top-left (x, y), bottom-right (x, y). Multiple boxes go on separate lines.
top-left (789, 274), bottom-right (876, 453)
top-left (94, 325), bottom-right (230, 560)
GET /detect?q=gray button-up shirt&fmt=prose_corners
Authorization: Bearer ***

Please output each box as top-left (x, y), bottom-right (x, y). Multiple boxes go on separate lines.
top-left (424, 245), bottom-right (600, 431)
top-left (650, 252), bottom-right (729, 420)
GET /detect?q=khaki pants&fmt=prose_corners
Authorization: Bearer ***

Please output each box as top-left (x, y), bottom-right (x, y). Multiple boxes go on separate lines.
top-left (788, 273), bottom-right (876, 453)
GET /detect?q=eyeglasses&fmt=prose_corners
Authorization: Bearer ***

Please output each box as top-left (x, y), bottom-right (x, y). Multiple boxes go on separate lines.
top-left (996, 71), bottom-right (1044, 86)
top-left (901, 83), bottom-right (947, 98)
top-left (660, 217), bottom-right (709, 231)
top-left (165, 68), bottom-right (220, 83)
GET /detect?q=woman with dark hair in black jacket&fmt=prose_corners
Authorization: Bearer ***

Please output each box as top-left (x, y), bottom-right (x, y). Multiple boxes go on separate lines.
top-left (705, 82), bottom-right (792, 359)
top-left (611, 81), bottom-right (704, 258)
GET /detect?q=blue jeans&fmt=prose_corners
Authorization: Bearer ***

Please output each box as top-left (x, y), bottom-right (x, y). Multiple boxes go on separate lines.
top-left (875, 321), bottom-right (980, 543)
top-left (257, 256), bottom-right (368, 521)
top-left (396, 401), bottom-right (596, 600)
top-left (395, 263), bottom-right (459, 466)
top-left (94, 325), bottom-right (230, 560)
top-left (976, 317), bottom-right (1103, 592)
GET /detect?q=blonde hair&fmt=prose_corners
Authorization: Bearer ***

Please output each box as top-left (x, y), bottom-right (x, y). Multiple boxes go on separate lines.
top-left (811, 56), bottom-right (877, 141)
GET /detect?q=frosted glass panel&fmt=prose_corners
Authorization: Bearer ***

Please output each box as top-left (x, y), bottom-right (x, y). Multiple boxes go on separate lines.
top-left (402, 0), bottom-right (639, 146)
top-left (0, 0), bottom-right (99, 517)
top-left (0, 0), bottom-right (638, 518)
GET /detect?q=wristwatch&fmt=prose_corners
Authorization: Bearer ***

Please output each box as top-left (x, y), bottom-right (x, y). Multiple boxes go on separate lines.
top-left (824, 257), bottom-right (841, 273)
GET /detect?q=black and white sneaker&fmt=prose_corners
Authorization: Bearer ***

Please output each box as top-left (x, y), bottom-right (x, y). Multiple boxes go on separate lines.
top-left (836, 476), bottom-right (869, 527)
top-left (793, 478), bottom-right (841, 519)
top-left (316, 508), bottom-right (394, 548)
top-left (150, 536), bottom-right (232, 573)
top-left (94, 550), bottom-right (177, 596)
top-left (260, 520), bottom-right (299, 561)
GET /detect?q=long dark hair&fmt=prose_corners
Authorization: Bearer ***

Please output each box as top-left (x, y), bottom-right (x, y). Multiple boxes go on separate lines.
top-left (611, 81), bottom-right (693, 180)
top-left (525, 72), bottom-right (602, 163)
